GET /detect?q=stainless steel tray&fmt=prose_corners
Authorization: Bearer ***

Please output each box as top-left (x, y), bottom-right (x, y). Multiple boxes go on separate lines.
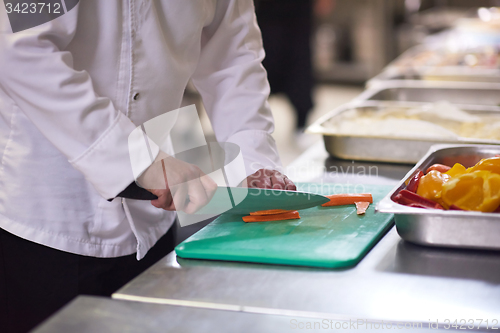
top-left (377, 144), bottom-right (500, 250)
top-left (307, 101), bottom-right (500, 164)
top-left (367, 44), bottom-right (500, 87)
top-left (367, 45), bottom-right (437, 87)
top-left (368, 68), bottom-right (500, 88)
top-left (357, 80), bottom-right (500, 111)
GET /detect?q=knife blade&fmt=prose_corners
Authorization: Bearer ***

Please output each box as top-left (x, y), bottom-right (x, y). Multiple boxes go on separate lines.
top-left (194, 186), bottom-right (330, 215)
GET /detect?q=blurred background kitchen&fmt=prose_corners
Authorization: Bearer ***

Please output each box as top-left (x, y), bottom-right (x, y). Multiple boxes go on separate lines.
top-left (181, 0), bottom-right (500, 166)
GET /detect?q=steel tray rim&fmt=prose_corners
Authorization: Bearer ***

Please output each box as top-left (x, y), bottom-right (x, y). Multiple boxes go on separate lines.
top-left (356, 80), bottom-right (500, 103)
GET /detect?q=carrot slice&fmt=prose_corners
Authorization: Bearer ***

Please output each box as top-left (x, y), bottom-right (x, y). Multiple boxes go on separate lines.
top-left (243, 210), bottom-right (300, 222)
top-left (355, 201), bottom-right (370, 215)
top-left (321, 193), bottom-right (373, 207)
top-left (249, 209), bottom-right (293, 216)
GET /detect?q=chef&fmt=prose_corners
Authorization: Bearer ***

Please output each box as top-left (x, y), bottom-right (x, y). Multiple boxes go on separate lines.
top-left (0, 1), bottom-right (295, 332)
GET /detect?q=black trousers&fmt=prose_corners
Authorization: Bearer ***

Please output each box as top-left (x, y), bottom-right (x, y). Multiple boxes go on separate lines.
top-left (256, 0), bottom-right (314, 129)
top-left (0, 226), bottom-right (176, 333)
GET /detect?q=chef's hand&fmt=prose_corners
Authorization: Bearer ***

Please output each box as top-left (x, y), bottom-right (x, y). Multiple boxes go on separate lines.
top-left (241, 168), bottom-right (297, 191)
top-left (137, 151), bottom-right (217, 214)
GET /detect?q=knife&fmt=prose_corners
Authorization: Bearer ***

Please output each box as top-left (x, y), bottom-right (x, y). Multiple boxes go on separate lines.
top-left (194, 186), bottom-right (330, 215)
top-left (115, 184), bottom-right (330, 215)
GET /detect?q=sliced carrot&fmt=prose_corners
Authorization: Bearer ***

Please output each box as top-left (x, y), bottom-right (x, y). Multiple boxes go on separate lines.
top-left (355, 201), bottom-right (370, 215)
top-left (249, 209), bottom-right (293, 216)
top-left (321, 193), bottom-right (373, 207)
top-left (243, 210), bottom-right (300, 222)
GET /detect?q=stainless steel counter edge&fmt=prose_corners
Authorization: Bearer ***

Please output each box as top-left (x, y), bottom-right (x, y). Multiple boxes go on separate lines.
top-left (34, 296), bottom-right (465, 333)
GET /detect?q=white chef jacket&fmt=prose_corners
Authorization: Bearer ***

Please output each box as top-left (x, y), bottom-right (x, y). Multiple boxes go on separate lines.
top-left (0, 0), bottom-right (281, 259)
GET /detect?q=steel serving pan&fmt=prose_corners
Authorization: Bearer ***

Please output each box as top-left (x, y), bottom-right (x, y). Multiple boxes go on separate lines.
top-left (366, 44), bottom-right (500, 87)
top-left (356, 80), bottom-right (500, 111)
top-left (306, 101), bottom-right (500, 164)
top-left (377, 144), bottom-right (500, 250)
top-left (367, 69), bottom-right (500, 88)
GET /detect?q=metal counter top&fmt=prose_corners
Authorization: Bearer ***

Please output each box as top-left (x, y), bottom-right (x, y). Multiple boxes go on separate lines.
top-left (33, 296), bottom-right (455, 333)
top-left (114, 143), bottom-right (500, 329)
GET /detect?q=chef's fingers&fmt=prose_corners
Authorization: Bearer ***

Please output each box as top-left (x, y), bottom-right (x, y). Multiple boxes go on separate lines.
top-left (169, 182), bottom-right (188, 212)
top-left (150, 189), bottom-right (173, 210)
top-left (263, 169), bottom-right (274, 177)
top-left (284, 177), bottom-right (297, 191)
top-left (182, 172), bottom-right (218, 214)
top-left (259, 169), bottom-right (273, 188)
top-left (258, 176), bottom-right (272, 188)
top-left (183, 178), bottom-right (210, 214)
top-left (238, 169), bottom-right (258, 188)
top-left (149, 160), bottom-right (174, 209)
top-left (199, 173), bottom-right (218, 201)
top-left (246, 169), bottom-right (262, 188)
top-left (247, 178), bottom-right (261, 188)
top-left (247, 169), bottom-right (270, 189)
top-left (270, 171), bottom-right (286, 190)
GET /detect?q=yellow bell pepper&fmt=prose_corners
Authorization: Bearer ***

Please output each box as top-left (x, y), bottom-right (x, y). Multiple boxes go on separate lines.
top-left (445, 163), bottom-right (467, 178)
top-left (442, 170), bottom-right (500, 212)
top-left (467, 157), bottom-right (500, 175)
top-left (416, 170), bottom-right (451, 207)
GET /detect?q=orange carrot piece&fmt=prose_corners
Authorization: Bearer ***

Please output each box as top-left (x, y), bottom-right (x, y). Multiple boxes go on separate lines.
top-left (243, 210), bottom-right (300, 222)
top-left (321, 193), bottom-right (373, 207)
top-left (355, 201), bottom-right (370, 215)
top-left (249, 209), bottom-right (293, 216)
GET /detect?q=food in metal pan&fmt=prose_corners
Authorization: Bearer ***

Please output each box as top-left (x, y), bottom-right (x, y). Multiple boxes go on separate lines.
top-left (322, 101), bottom-right (500, 141)
top-left (394, 46), bottom-right (500, 70)
top-left (393, 157), bottom-right (500, 212)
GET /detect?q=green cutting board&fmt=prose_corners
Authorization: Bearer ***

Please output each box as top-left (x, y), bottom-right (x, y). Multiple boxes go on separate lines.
top-left (175, 183), bottom-right (394, 268)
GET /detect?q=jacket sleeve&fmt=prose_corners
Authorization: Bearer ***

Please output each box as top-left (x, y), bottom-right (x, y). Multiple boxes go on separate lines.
top-left (191, 0), bottom-right (282, 179)
top-left (0, 3), bottom-right (147, 199)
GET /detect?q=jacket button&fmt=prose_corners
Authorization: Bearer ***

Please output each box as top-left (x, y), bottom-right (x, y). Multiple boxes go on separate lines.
top-left (133, 93), bottom-right (140, 100)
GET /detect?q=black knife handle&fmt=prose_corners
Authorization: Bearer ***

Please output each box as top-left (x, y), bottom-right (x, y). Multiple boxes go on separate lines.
top-left (109, 182), bottom-right (158, 201)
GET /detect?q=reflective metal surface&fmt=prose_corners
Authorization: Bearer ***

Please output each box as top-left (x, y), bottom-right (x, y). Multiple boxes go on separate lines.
top-left (366, 45), bottom-right (500, 88)
top-left (357, 80), bottom-right (500, 111)
top-left (307, 101), bottom-right (500, 164)
top-left (285, 142), bottom-right (413, 185)
top-left (33, 296), bottom-right (459, 333)
top-left (378, 144), bottom-right (500, 250)
top-left (114, 144), bottom-right (500, 330)
top-left (114, 228), bottom-right (500, 329)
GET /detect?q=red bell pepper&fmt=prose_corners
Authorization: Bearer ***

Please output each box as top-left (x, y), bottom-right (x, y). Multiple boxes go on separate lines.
top-left (393, 189), bottom-right (444, 210)
top-left (406, 170), bottom-right (424, 193)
